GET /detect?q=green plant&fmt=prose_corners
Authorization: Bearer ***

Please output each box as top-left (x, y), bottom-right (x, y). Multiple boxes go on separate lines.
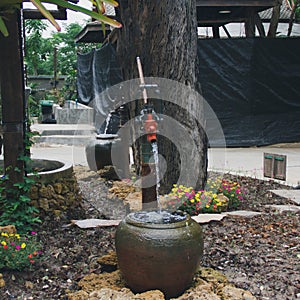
top-left (0, 156), bottom-right (41, 233)
top-left (168, 177), bottom-right (245, 215)
top-left (0, 0), bottom-right (121, 37)
top-left (0, 231), bottom-right (42, 270)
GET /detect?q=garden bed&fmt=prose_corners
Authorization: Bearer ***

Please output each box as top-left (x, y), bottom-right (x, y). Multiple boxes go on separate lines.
top-left (0, 167), bottom-right (299, 299)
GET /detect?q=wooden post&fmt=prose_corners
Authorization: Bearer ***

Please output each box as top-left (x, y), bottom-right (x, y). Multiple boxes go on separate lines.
top-left (0, 9), bottom-right (25, 188)
top-left (245, 9), bottom-right (256, 37)
top-left (141, 139), bottom-right (157, 210)
top-left (212, 25), bottom-right (220, 38)
top-left (141, 164), bottom-right (157, 210)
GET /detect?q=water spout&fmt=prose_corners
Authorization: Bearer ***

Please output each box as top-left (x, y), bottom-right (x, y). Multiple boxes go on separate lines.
top-left (151, 141), bottom-right (161, 212)
top-left (104, 112), bottom-right (112, 134)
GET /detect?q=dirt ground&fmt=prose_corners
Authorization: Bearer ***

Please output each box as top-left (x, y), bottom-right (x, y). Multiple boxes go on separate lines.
top-left (1, 166), bottom-right (299, 300)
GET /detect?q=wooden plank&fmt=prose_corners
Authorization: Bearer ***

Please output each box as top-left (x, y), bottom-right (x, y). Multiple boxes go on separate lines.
top-left (255, 12), bottom-right (266, 36)
top-left (273, 154), bottom-right (287, 181)
top-left (263, 153), bottom-right (274, 178)
top-left (196, 0), bottom-right (276, 7)
top-left (0, 10), bottom-right (25, 186)
top-left (212, 25), bottom-right (220, 38)
top-left (23, 8), bottom-right (67, 20)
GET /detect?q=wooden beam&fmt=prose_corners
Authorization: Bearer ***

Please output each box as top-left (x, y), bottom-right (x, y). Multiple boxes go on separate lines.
top-left (23, 8), bottom-right (67, 20)
top-left (212, 25), bottom-right (220, 38)
top-left (245, 8), bottom-right (256, 37)
top-left (196, 0), bottom-right (277, 7)
top-left (0, 10), bottom-right (25, 187)
top-left (254, 12), bottom-right (266, 36)
top-left (198, 17), bottom-right (246, 25)
top-left (222, 25), bottom-right (232, 37)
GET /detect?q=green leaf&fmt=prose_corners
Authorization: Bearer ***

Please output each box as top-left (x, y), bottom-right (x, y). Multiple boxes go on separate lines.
top-left (0, 16), bottom-right (9, 37)
top-left (44, 0), bottom-right (122, 28)
top-left (29, 0), bottom-right (61, 31)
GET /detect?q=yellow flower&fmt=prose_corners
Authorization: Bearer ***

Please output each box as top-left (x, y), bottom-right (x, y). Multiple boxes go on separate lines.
top-left (190, 199), bottom-right (195, 203)
top-left (1, 241), bottom-right (7, 246)
top-left (1, 232), bottom-right (8, 237)
top-left (21, 243), bottom-right (26, 249)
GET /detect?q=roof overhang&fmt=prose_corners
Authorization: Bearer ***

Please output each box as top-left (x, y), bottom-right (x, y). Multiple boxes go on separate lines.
top-left (196, 0), bottom-right (277, 26)
top-left (74, 21), bottom-right (111, 43)
top-left (23, 0), bottom-right (79, 20)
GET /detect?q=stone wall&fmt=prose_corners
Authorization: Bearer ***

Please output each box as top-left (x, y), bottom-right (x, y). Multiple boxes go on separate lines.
top-left (53, 101), bottom-right (94, 125)
top-left (29, 170), bottom-right (82, 218)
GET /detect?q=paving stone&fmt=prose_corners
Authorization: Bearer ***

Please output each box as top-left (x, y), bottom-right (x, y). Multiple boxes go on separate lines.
top-left (223, 210), bottom-right (262, 218)
top-left (191, 214), bottom-right (226, 224)
top-left (270, 190), bottom-right (300, 205)
top-left (265, 204), bottom-right (300, 213)
top-left (71, 219), bottom-right (121, 228)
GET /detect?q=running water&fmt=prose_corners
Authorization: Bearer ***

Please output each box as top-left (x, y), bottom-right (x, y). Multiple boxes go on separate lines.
top-left (151, 141), bottom-right (161, 212)
top-left (130, 210), bottom-right (187, 224)
top-left (104, 113), bottom-right (112, 134)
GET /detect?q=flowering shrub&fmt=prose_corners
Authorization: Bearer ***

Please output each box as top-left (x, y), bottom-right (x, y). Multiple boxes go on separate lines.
top-left (0, 231), bottom-right (42, 270)
top-left (206, 177), bottom-right (245, 209)
top-left (168, 177), bottom-right (245, 215)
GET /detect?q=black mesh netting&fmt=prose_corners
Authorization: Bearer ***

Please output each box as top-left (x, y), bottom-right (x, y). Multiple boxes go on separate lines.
top-left (77, 43), bottom-right (123, 133)
top-left (198, 38), bottom-right (300, 146)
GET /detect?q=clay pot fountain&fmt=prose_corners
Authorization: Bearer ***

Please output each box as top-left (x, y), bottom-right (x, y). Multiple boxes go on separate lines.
top-left (115, 210), bottom-right (204, 299)
top-left (115, 58), bottom-right (204, 298)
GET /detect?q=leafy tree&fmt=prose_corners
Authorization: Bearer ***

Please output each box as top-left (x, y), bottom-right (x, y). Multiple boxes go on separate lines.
top-left (25, 20), bottom-right (52, 75)
top-left (25, 21), bottom-right (100, 101)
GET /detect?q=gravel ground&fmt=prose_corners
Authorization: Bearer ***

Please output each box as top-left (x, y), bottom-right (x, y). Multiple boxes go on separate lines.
top-left (0, 166), bottom-right (299, 299)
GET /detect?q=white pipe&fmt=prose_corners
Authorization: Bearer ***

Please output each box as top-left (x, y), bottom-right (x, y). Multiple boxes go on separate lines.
top-left (136, 56), bottom-right (148, 104)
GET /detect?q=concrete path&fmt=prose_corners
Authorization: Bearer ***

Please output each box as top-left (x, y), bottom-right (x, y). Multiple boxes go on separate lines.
top-left (28, 124), bottom-right (300, 186)
top-left (28, 143), bottom-right (300, 187)
top-left (208, 144), bottom-right (300, 186)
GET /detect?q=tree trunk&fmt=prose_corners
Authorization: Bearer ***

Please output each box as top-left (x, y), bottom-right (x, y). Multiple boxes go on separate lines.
top-left (116, 0), bottom-right (207, 193)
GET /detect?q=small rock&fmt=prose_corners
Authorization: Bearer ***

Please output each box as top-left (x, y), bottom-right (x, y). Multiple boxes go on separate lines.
top-left (124, 192), bottom-right (142, 211)
top-left (67, 290), bottom-right (89, 300)
top-left (221, 285), bottom-right (257, 300)
top-left (39, 198), bottom-right (50, 211)
top-left (0, 225), bottom-right (16, 234)
top-left (133, 289), bottom-right (165, 299)
top-left (97, 251), bottom-right (118, 269)
top-left (53, 182), bottom-right (63, 194)
top-left (25, 281), bottom-right (34, 289)
top-left (89, 288), bottom-right (133, 300)
top-left (0, 273), bottom-right (5, 288)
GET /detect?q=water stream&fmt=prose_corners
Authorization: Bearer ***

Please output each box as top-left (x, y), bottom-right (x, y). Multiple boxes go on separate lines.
top-left (151, 141), bottom-right (161, 212)
top-left (130, 210), bottom-right (187, 224)
top-left (103, 113), bottom-right (112, 134)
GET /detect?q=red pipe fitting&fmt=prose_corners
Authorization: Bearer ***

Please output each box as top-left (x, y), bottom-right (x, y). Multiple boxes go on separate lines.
top-left (144, 114), bottom-right (157, 143)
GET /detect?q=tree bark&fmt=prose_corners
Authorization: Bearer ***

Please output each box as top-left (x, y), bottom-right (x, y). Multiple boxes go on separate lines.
top-left (116, 0), bottom-right (207, 193)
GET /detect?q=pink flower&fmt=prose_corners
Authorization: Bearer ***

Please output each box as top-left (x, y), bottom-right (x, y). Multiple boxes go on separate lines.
top-left (15, 245), bottom-right (21, 250)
